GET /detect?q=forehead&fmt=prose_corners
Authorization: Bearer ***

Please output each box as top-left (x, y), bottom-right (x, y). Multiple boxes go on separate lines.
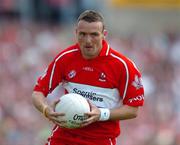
top-left (77, 20), bottom-right (103, 33)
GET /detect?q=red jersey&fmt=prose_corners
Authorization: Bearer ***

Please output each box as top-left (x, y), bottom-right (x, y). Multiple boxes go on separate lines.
top-left (34, 40), bottom-right (144, 141)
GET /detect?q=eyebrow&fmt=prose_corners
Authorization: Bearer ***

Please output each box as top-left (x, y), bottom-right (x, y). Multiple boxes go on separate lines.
top-left (79, 31), bottom-right (100, 34)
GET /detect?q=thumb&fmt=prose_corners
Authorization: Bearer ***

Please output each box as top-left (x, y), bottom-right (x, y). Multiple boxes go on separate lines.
top-left (87, 100), bottom-right (96, 111)
top-left (51, 99), bottom-right (60, 111)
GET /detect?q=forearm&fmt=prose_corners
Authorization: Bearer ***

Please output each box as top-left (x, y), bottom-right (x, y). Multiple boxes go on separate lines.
top-left (109, 105), bottom-right (138, 121)
top-left (32, 91), bottom-right (48, 113)
top-left (82, 104), bottom-right (139, 127)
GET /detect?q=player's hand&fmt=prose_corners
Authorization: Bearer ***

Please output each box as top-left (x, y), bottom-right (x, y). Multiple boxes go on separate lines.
top-left (81, 101), bottom-right (101, 127)
top-left (44, 99), bottom-right (66, 127)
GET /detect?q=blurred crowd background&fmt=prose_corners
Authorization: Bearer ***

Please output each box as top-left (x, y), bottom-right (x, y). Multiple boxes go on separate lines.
top-left (0, 0), bottom-right (180, 145)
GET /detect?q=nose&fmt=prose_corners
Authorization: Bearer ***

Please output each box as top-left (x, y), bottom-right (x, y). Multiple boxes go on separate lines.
top-left (86, 35), bottom-right (92, 43)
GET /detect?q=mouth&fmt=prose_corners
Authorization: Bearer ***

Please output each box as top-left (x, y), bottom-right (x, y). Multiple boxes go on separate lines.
top-left (84, 45), bottom-right (93, 51)
top-left (85, 45), bottom-right (92, 48)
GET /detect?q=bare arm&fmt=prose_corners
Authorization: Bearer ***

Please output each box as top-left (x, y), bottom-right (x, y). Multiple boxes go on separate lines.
top-left (109, 105), bottom-right (138, 120)
top-left (82, 103), bottom-right (138, 127)
top-left (32, 91), bottom-right (66, 127)
top-left (32, 91), bottom-right (49, 114)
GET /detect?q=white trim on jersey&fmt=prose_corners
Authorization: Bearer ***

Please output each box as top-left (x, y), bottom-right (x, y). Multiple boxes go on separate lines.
top-left (47, 126), bottom-right (59, 145)
top-left (63, 82), bottom-right (122, 108)
top-left (49, 49), bottom-right (79, 90)
top-left (109, 138), bottom-right (113, 145)
top-left (110, 53), bottom-right (129, 100)
top-left (49, 62), bottom-right (56, 90)
top-left (106, 44), bottom-right (110, 56)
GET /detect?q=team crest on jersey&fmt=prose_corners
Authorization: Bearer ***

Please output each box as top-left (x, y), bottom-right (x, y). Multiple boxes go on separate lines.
top-left (99, 72), bottom-right (106, 82)
top-left (132, 75), bottom-right (143, 89)
top-left (68, 70), bottom-right (76, 79)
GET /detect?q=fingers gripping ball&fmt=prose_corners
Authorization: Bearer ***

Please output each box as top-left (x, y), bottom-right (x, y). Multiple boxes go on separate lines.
top-left (55, 93), bottom-right (90, 129)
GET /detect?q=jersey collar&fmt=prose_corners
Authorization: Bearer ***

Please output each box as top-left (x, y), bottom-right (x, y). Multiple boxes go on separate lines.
top-left (99, 40), bottom-right (110, 57)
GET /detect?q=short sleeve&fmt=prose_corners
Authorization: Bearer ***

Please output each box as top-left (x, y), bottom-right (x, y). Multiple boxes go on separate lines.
top-left (33, 57), bottom-right (64, 97)
top-left (119, 60), bottom-right (144, 107)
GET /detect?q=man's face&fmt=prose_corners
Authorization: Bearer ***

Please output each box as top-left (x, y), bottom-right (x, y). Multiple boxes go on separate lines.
top-left (76, 20), bottom-right (105, 59)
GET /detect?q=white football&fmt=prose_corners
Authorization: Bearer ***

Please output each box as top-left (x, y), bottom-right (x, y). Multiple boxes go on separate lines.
top-left (55, 93), bottom-right (90, 129)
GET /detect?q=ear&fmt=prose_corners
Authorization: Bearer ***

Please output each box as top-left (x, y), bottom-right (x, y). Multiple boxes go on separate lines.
top-left (103, 30), bottom-right (108, 38)
top-left (74, 28), bottom-right (78, 42)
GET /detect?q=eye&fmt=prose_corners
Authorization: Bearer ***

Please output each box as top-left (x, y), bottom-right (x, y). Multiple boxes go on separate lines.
top-left (79, 32), bottom-right (86, 37)
top-left (91, 32), bottom-right (99, 37)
